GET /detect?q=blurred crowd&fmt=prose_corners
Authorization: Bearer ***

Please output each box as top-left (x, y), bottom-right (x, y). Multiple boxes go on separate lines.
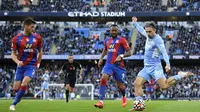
top-left (0, 22), bottom-right (199, 56)
top-left (107, 0), bottom-right (167, 12)
top-left (0, 62), bottom-right (200, 99)
top-left (0, 0), bottom-right (199, 12)
top-left (134, 22), bottom-right (200, 55)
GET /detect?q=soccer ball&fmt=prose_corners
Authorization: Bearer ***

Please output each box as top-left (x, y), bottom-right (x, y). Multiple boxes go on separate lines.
top-left (133, 100), bottom-right (146, 111)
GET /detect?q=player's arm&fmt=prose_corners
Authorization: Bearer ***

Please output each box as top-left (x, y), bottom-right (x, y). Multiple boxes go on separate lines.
top-left (155, 37), bottom-right (171, 72)
top-left (98, 40), bottom-right (108, 67)
top-left (11, 37), bottom-right (23, 66)
top-left (37, 35), bottom-right (43, 68)
top-left (59, 63), bottom-right (66, 75)
top-left (76, 62), bottom-right (83, 80)
top-left (115, 38), bottom-right (132, 62)
top-left (132, 17), bottom-right (148, 38)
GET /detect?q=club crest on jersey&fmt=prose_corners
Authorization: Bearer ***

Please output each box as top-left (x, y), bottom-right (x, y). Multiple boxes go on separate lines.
top-left (116, 40), bottom-right (119, 43)
top-left (26, 38), bottom-right (29, 42)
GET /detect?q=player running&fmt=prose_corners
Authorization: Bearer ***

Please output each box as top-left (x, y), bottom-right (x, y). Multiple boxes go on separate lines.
top-left (9, 17), bottom-right (42, 111)
top-left (130, 17), bottom-right (194, 110)
top-left (34, 69), bottom-right (51, 100)
top-left (59, 54), bottom-right (83, 103)
top-left (94, 24), bottom-right (132, 109)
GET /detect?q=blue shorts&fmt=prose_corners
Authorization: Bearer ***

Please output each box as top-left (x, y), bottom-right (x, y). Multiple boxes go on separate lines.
top-left (102, 63), bottom-right (126, 83)
top-left (14, 65), bottom-right (36, 81)
top-left (138, 64), bottom-right (166, 82)
top-left (146, 86), bottom-right (153, 92)
top-left (41, 82), bottom-right (49, 90)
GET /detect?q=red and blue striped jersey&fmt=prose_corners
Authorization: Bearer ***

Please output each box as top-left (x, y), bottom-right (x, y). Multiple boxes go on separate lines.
top-left (11, 33), bottom-right (42, 67)
top-left (104, 36), bottom-right (130, 68)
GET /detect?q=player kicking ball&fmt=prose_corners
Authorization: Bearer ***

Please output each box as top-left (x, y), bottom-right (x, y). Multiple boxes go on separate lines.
top-left (129, 17), bottom-right (194, 111)
top-left (94, 24), bottom-right (132, 109)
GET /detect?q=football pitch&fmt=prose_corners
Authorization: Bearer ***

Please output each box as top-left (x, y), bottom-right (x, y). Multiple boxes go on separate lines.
top-left (0, 100), bottom-right (200, 112)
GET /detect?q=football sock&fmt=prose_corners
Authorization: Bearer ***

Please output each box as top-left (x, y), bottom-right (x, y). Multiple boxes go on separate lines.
top-left (99, 78), bottom-right (107, 100)
top-left (119, 85), bottom-right (126, 97)
top-left (66, 90), bottom-right (69, 102)
top-left (135, 96), bottom-right (143, 100)
top-left (173, 74), bottom-right (182, 81)
top-left (12, 86), bottom-right (27, 106)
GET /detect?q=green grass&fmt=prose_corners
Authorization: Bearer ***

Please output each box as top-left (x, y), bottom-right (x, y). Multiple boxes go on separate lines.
top-left (0, 100), bottom-right (200, 112)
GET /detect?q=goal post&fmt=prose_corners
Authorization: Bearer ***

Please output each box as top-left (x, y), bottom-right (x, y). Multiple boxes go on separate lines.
top-left (48, 83), bottom-right (95, 100)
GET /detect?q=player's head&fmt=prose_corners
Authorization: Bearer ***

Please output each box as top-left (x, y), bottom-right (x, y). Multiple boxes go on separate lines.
top-left (68, 54), bottom-right (74, 63)
top-left (23, 17), bottom-right (36, 35)
top-left (145, 21), bottom-right (157, 38)
top-left (110, 24), bottom-right (119, 38)
top-left (45, 69), bottom-right (49, 74)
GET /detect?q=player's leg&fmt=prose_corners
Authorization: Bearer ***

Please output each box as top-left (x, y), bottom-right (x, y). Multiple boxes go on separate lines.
top-left (130, 72), bottom-right (148, 111)
top-left (9, 67), bottom-right (24, 111)
top-left (94, 64), bottom-right (112, 108)
top-left (13, 81), bottom-right (21, 93)
top-left (145, 87), bottom-right (149, 101)
top-left (114, 67), bottom-right (127, 107)
top-left (34, 83), bottom-right (44, 99)
top-left (45, 83), bottom-right (52, 101)
top-left (66, 77), bottom-right (76, 102)
top-left (11, 66), bottom-right (35, 108)
top-left (154, 66), bottom-right (193, 90)
top-left (65, 83), bottom-right (70, 103)
top-left (134, 68), bottom-right (150, 101)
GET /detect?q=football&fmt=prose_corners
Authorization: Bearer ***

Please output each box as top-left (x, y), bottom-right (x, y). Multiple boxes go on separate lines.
top-left (133, 100), bottom-right (146, 111)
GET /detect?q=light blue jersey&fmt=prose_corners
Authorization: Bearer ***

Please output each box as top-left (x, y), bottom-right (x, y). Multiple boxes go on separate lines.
top-left (133, 22), bottom-right (170, 82)
top-left (41, 73), bottom-right (49, 90)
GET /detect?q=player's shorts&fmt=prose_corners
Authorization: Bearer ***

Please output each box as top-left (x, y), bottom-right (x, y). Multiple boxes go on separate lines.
top-left (102, 63), bottom-right (126, 83)
top-left (138, 64), bottom-right (165, 82)
top-left (64, 75), bottom-right (76, 88)
top-left (14, 65), bottom-right (36, 81)
top-left (146, 86), bottom-right (153, 93)
top-left (41, 82), bottom-right (49, 90)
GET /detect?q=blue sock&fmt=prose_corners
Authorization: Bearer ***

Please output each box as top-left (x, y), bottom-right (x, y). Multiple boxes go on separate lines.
top-left (135, 96), bottom-right (143, 100)
top-left (99, 86), bottom-right (106, 100)
top-left (99, 78), bottom-right (107, 100)
top-left (146, 94), bottom-right (148, 99)
top-left (173, 74), bottom-right (182, 81)
top-left (150, 94), bottom-right (153, 99)
top-left (12, 86), bottom-right (26, 106)
top-left (46, 91), bottom-right (49, 99)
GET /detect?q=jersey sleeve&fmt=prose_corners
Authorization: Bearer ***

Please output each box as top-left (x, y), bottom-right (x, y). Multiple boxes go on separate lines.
top-left (62, 63), bottom-right (67, 71)
top-left (121, 38), bottom-right (131, 51)
top-left (155, 37), bottom-right (170, 65)
top-left (133, 22), bottom-right (148, 38)
top-left (75, 62), bottom-right (82, 69)
top-left (11, 36), bottom-right (18, 52)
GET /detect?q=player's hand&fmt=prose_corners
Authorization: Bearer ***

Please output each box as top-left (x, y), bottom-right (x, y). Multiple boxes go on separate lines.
top-left (98, 58), bottom-right (103, 68)
top-left (132, 17), bottom-right (137, 23)
top-left (165, 64), bottom-right (171, 73)
top-left (115, 56), bottom-right (122, 62)
top-left (17, 61), bottom-right (24, 67)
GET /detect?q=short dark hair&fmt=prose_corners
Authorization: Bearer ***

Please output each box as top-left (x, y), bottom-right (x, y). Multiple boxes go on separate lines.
top-left (110, 24), bottom-right (118, 28)
top-left (68, 54), bottom-right (74, 56)
top-left (145, 21), bottom-right (156, 29)
top-left (23, 17), bottom-right (36, 26)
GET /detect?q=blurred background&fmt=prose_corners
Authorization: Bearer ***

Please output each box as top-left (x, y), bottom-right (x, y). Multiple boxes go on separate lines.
top-left (0, 0), bottom-right (199, 101)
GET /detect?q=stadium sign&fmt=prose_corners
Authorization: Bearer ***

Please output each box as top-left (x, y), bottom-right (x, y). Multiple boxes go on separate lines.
top-left (68, 12), bottom-right (126, 17)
